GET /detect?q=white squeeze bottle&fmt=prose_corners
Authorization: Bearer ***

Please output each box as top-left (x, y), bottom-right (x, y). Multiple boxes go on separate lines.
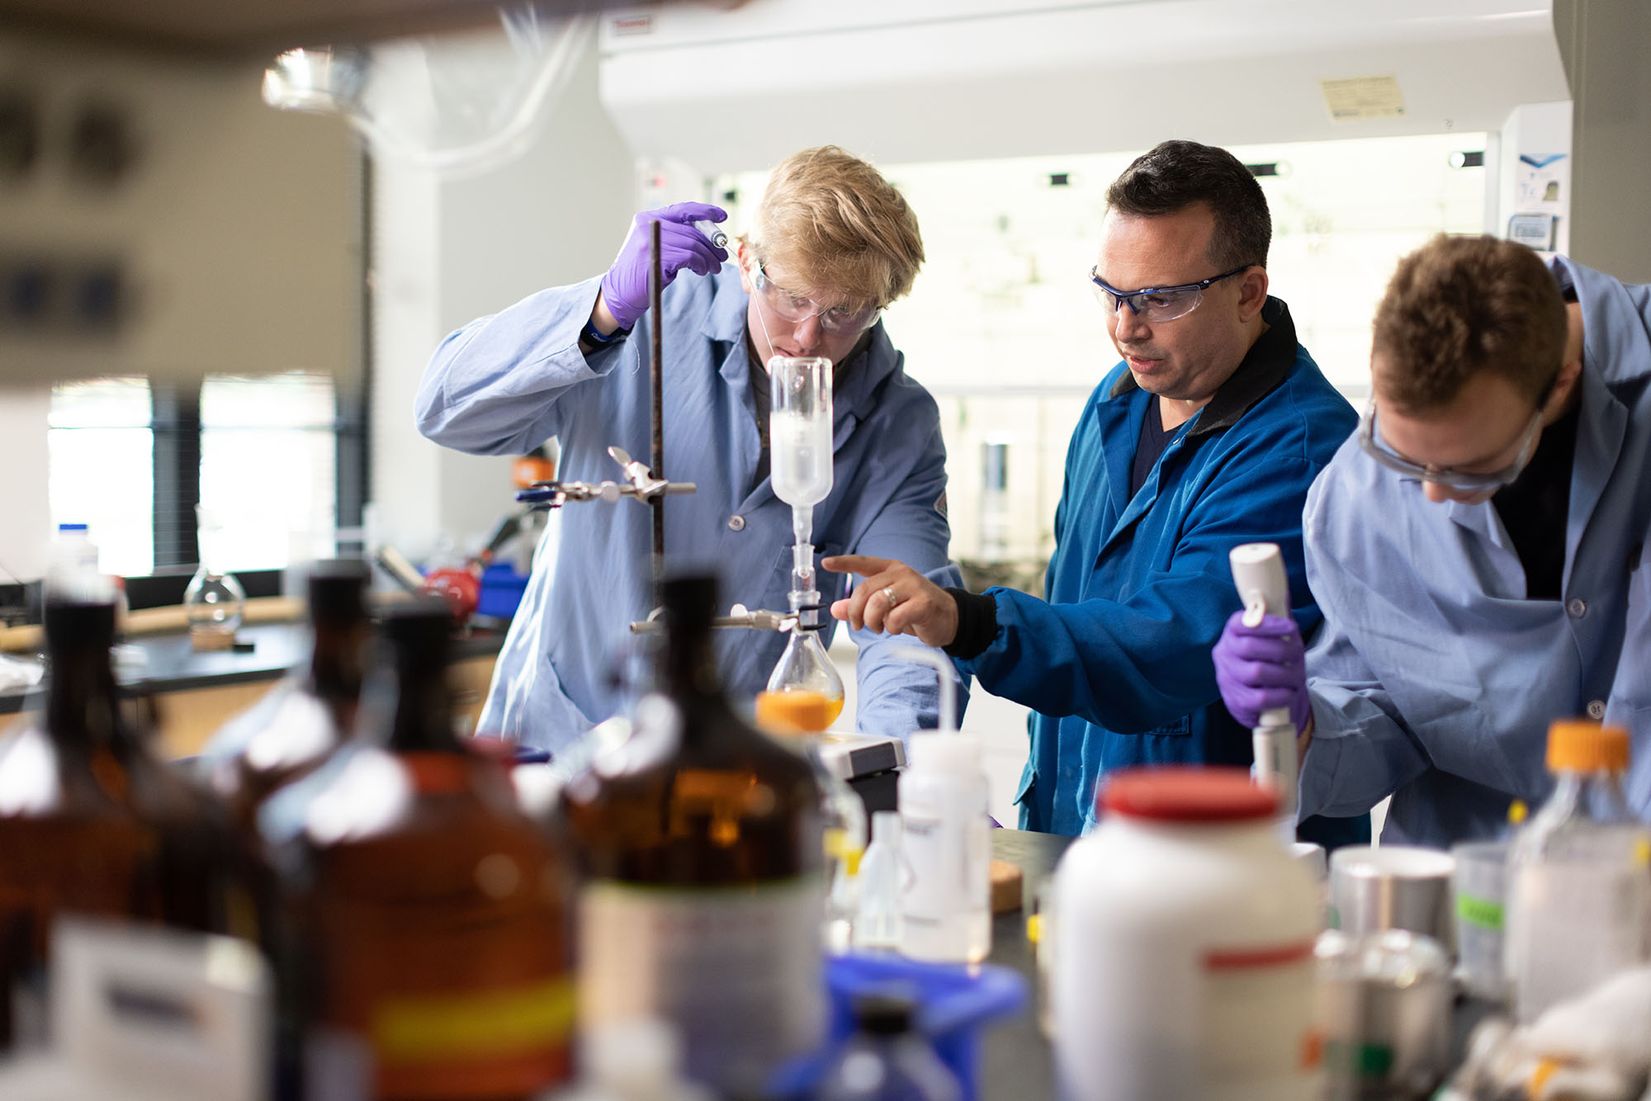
top-left (896, 648), bottom-right (990, 964)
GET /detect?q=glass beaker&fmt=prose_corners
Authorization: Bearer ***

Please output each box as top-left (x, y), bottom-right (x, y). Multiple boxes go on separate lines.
top-left (770, 356), bottom-right (833, 509)
top-left (184, 505), bottom-right (246, 650)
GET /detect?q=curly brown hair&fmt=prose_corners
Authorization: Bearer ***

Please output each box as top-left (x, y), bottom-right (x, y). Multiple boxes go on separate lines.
top-left (1372, 235), bottom-right (1566, 411)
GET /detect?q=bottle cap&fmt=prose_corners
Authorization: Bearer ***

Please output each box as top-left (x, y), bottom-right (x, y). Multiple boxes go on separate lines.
top-left (1546, 720), bottom-right (1629, 773)
top-left (907, 731), bottom-right (982, 774)
top-left (1098, 767), bottom-right (1278, 823)
top-left (661, 573), bottom-right (718, 634)
top-left (851, 991), bottom-right (918, 1036)
top-left (43, 598), bottom-right (116, 650)
top-left (754, 689), bottom-right (834, 734)
top-left (380, 597), bottom-right (452, 658)
top-left (307, 558), bottom-right (370, 624)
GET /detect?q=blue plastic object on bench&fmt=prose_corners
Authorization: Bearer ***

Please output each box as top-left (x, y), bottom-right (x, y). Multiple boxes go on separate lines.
top-left (770, 952), bottom-right (1027, 1101)
top-left (476, 562), bottom-right (530, 619)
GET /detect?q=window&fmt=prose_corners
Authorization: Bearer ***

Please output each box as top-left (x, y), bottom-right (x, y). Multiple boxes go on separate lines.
top-left (47, 371), bottom-right (366, 578)
top-left (47, 377), bottom-right (155, 577)
top-left (200, 372), bottom-right (340, 570)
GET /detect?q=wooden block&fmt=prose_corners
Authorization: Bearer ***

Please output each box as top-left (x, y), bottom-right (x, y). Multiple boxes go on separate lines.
top-left (990, 858), bottom-right (1023, 914)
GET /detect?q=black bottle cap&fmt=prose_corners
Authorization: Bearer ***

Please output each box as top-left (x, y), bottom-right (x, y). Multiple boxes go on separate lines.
top-left (852, 991), bottom-right (918, 1037)
top-left (306, 558), bottom-right (370, 626)
top-left (661, 573), bottom-right (718, 633)
top-left (381, 598), bottom-right (452, 649)
top-left (43, 598), bottom-right (115, 652)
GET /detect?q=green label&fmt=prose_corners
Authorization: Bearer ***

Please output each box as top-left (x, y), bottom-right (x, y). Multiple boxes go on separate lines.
top-left (1456, 892), bottom-right (1504, 931)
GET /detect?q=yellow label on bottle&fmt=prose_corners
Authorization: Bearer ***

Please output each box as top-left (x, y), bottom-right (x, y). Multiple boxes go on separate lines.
top-left (823, 828), bottom-right (865, 877)
top-left (372, 977), bottom-right (576, 1064)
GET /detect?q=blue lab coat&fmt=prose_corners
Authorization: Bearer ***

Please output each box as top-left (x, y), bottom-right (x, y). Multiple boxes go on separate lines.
top-left (1300, 257), bottom-right (1651, 846)
top-left (416, 267), bottom-right (965, 751)
top-left (956, 298), bottom-right (1364, 838)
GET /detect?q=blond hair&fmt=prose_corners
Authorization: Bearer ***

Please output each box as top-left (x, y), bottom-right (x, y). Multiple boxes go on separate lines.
top-left (749, 146), bottom-right (924, 310)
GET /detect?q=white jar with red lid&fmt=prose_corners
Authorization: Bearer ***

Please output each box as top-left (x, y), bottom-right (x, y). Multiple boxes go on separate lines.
top-left (1050, 767), bottom-right (1323, 1101)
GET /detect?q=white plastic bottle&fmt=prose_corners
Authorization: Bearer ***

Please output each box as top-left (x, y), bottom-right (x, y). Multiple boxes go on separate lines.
top-left (855, 810), bottom-right (904, 951)
top-left (45, 523), bottom-right (102, 598)
top-left (543, 1018), bottom-right (714, 1101)
top-left (1052, 767), bottom-right (1322, 1101)
top-left (1505, 720), bottom-right (1651, 1022)
top-left (898, 732), bottom-right (990, 963)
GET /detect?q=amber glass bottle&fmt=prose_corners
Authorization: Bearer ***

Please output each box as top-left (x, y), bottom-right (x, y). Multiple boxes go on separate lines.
top-left (0, 597), bottom-right (245, 1050)
top-left (561, 575), bottom-right (827, 1099)
top-left (203, 558), bottom-right (372, 831)
top-left (282, 599), bottom-right (573, 1101)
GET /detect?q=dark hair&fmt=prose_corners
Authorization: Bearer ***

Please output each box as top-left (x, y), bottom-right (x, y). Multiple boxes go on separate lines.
top-left (1372, 234), bottom-right (1566, 410)
top-left (1105, 140), bottom-right (1271, 270)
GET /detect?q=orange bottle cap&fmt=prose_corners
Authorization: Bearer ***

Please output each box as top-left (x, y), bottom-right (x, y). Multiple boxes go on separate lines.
top-left (754, 689), bottom-right (835, 734)
top-left (1546, 720), bottom-right (1630, 773)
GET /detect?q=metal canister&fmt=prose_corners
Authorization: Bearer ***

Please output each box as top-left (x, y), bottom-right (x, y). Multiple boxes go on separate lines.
top-left (1316, 929), bottom-right (1454, 1100)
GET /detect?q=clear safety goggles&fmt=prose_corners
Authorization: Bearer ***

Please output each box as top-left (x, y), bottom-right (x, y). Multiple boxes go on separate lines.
top-left (1089, 264), bottom-right (1251, 324)
top-left (752, 258), bottom-right (881, 335)
top-left (1358, 401), bottom-right (1543, 493)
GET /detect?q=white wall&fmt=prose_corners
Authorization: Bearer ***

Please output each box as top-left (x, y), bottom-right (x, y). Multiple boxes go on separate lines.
top-left (0, 388), bottom-right (53, 583)
top-left (370, 31), bottom-right (637, 559)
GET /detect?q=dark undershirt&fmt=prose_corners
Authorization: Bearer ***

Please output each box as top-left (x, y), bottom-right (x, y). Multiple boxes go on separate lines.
top-left (1491, 398), bottom-right (1580, 601)
top-left (1129, 394), bottom-right (1176, 498)
top-left (749, 357), bottom-right (772, 493)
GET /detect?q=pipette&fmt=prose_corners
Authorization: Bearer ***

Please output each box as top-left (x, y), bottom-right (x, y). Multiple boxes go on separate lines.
top-left (1228, 543), bottom-right (1299, 820)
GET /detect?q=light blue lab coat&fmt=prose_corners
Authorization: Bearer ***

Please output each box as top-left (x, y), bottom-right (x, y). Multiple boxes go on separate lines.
top-left (1299, 257), bottom-right (1651, 846)
top-left (416, 267), bottom-right (964, 751)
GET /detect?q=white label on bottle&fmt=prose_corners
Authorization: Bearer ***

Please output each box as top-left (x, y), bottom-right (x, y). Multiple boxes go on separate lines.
top-left (579, 876), bottom-right (826, 1096)
top-left (1509, 860), bottom-right (1651, 1019)
top-left (900, 808), bottom-right (990, 961)
top-left (1199, 940), bottom-right (1318, 1083)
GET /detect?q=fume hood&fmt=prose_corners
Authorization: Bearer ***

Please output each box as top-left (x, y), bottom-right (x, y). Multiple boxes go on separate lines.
top-left (596, 0), bottom-right (1571, 174)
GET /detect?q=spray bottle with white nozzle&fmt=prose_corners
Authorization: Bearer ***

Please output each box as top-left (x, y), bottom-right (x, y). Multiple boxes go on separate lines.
top-left (1228, 543), bottom-right (1299, 826)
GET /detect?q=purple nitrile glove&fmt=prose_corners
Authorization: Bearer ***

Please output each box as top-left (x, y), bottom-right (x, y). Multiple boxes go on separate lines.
top-left (1213, 610), bottom-right (1311, 732)
top-left (599, 201), bottom-right (729, 330)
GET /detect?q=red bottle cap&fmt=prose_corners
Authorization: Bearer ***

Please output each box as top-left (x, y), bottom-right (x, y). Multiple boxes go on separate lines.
top-left (1098, 767), bottom-right (1279, 823)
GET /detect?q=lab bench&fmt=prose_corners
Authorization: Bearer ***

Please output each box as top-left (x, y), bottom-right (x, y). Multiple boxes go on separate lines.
top-left (0, 620), bottom-right (505, 758)
top-left (981, 828), bottom-right (1067, 1100)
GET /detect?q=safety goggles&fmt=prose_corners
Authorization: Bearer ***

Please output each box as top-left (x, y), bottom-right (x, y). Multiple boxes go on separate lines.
top-left (752, 258), bottom-right (881, 335)
top-left (1089, 264), bottom-right (1251, 323)
top-left (1358, 401), bottom-right (1543, 493)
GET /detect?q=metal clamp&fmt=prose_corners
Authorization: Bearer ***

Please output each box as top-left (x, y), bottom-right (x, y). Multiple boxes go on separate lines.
top-left (629, 603), bottom-right (797, 635)
top-left (517, 446), bottom-right (696, 511)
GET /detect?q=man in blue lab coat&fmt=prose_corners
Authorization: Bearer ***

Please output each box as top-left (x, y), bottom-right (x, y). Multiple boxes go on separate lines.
top-left (828, 140), bottom-right (1366, 843)
top-left (417, 146), bottom-right (965, 750)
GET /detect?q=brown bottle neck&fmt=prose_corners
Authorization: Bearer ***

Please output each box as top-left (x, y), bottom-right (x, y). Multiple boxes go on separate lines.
top-left (45, 640), bottom-right (124, 757)
top-left (663, 624), bottom-right (738, 733)
top-left (383, 648), bottom-right (464, 754)
top-left (306, 619), bottom-right (368, 710)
